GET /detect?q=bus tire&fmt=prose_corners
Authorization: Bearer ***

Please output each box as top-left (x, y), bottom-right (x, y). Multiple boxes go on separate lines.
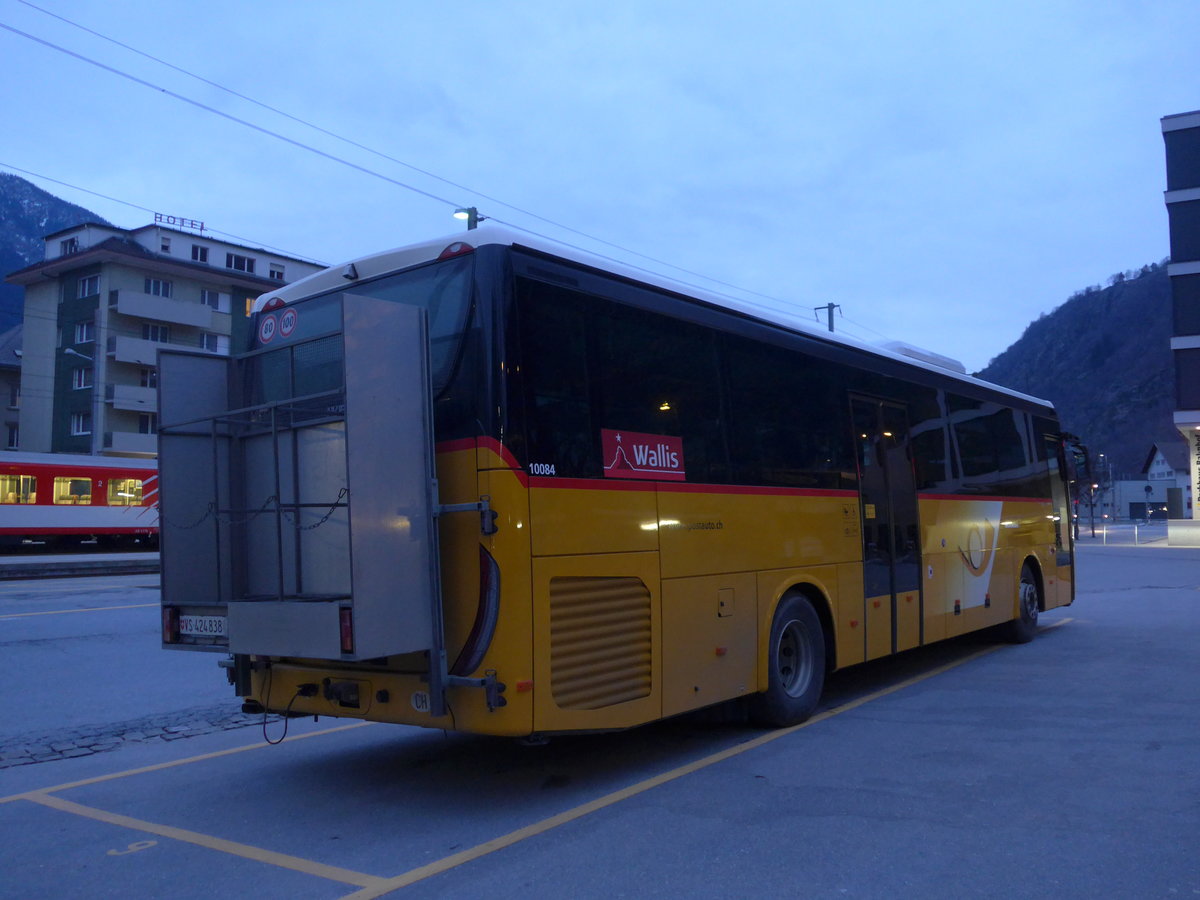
top-left (750, 592), bottom-right (825, 727)
top-left (1003, 562), bottom-right (1040, 644)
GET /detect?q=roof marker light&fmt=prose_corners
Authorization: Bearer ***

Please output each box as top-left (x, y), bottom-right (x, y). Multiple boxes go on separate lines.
top-left (439, 241), bottom-right (475, 260)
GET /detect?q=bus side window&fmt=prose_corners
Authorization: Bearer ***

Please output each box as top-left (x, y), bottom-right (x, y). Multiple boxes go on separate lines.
top-left (517, 278), bottom-right (596, 478)
top-left (725, 336), bottom-right (854, 490)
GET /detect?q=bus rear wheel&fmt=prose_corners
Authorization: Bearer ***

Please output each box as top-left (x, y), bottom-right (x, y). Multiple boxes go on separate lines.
top-left (750, 593), bottom-right (825, 727)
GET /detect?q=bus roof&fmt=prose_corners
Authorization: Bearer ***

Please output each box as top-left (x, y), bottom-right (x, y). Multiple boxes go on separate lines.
top-left (252, 224), bottom-right (1053, 410)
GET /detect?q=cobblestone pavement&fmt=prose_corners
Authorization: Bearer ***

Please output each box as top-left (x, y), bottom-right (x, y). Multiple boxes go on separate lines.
top-left (0, 703), bottom-right (280, 769)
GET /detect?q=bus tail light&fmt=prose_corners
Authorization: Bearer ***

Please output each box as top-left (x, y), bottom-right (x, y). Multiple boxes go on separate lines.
top-left (339, 607), bottom-right (354, 655)
top-left (450, 546), bottom-right (501, 676)
top-left (162, 607), bottom-right (180, 643)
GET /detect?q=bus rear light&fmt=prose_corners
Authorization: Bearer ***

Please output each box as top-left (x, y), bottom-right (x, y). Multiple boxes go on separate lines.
top-left (162, 607), bottom-right (180, 643)
top-left (438, 241), bottom-right (475, 260)
top-left (450, 545), bottom-right (501, 676)
top-left (339, 607), bottom-right (354, 655)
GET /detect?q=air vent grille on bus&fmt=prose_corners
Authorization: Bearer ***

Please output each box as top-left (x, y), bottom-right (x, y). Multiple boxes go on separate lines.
top-left (549, 576), bottom-right (652, 710)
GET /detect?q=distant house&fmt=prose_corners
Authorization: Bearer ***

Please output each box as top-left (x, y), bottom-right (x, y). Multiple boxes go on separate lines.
top-left (1135, 440), bottom-right (1192, 518)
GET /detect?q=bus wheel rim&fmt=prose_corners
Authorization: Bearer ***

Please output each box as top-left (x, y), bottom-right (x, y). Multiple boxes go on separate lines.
top-left (777, 619), bottom-right (814, 697)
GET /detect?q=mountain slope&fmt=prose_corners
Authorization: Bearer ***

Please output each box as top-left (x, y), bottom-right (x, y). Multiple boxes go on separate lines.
top-left (0, 173), bottom-right (110, 331)
top-left (978, 263), bottom-right (1173, 477)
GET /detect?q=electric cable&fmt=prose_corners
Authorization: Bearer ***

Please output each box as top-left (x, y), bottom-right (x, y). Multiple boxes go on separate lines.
top-left (0, 18), bottom-right (823, 311)
top-left (0, 161), bottom-right (321, 263)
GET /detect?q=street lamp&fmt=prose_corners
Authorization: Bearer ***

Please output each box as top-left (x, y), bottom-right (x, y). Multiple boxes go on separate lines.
top-left (453, 207), bottom-right (485, 230)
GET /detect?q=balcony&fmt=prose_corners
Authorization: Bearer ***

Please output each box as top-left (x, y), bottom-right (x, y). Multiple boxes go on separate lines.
top-left (103, 431), bottom-right (157, 455)
top-left (105, 383), bottom-right (157, 413)
top-left (108, 289), bottom-right (229, 331)
top-left (107, 334), bottom-right (224, 366)
top-left (108, 335), bottom-right (172, 366)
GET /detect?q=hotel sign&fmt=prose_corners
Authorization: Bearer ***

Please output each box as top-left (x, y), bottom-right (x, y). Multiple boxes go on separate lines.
top-left (154, 213), bottom-right (205, 232)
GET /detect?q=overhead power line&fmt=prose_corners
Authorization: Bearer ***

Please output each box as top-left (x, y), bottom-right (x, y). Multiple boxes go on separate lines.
top-left (0, 11), bottom-right (810, 312)
top-left (0, 161), bottom-right (319, 263)
top-left (1, 13), bottom-right (896, 350)
top-left (0, 21), bottom-right (461, 210)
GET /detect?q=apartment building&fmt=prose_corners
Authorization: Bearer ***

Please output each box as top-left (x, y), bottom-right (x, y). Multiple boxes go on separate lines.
top-left (1162, 110), bottom-right (1200, 541)
top-left (5, 221), bottom-right (323, 457)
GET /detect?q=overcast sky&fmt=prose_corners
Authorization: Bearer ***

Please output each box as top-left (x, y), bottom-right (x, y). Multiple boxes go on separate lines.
top-left (2, 0), bottom-right (1197, 372)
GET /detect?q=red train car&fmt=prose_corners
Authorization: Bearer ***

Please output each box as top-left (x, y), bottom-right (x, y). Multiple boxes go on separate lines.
top-left (0, 451), bottom-right (158, 550)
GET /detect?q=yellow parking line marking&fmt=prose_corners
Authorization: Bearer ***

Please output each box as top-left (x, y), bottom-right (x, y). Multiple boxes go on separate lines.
top-left (0, 603), bottom-right (157, 619)
top-left (0, 618), bottom-right (1075, 897)
top-left (341, 629), bottom-right (1076, 899)
top-left (1, 721), bottom-right (372, 805)
top-left (24, 792), bottom-right (388, 889)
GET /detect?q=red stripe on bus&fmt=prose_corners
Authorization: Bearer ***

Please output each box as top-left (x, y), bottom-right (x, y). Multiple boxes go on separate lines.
top-left (0, 527), bottom-right (157, 535)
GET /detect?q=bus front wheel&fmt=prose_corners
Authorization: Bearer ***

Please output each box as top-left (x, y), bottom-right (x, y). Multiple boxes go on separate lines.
top-left (1003, 562), bottom-right (1040, 644)
top-left (750, 593), bottom-right (825, 727)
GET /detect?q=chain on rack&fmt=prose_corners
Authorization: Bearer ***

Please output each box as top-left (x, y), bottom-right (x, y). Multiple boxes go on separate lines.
top-left (158, 489), bottom-right (348, 532)
top-left (279, 487), bottom-right (350, 531)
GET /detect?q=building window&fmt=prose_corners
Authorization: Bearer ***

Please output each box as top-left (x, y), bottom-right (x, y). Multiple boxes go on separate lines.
top-left (192, 244), bottom-right (208, 263)
top-left (200, 289), bottom-right (222, 309)
top-left (60, 237), bottom-right (79, 256)
top-left (7, 382), bottom-right (18, 409)
top-left (201, 333), bottom-right (229, 353)
top-left (70, 412), bottom-right (92, 436)
top-left (78, 275), bottom-right (100, 298)
top-left (269, 264), bottom-right (285, 281)
top-left (4, 425), bottom-right (17, 451)
top-left (160, 236), bottom-right (171, 253)
top-left (226, 253), bottom-right (256, 274)
top-left (142, 323), bottom-right (171, 343)
top-left (74, 320), bottom-right (95, 344)
top-left (138, 413), bottom-right (158, 435)
top-left (144, 278), bottom-right (173, 298)
top-left (71, 367), bottom-right (93, 390)
top-left (53, 476), bottom-right (92, 505)
top-left (139, 367), bottom-right (157, 388)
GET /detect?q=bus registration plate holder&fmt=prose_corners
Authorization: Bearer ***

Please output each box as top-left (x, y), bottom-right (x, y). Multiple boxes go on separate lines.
top-left (179, 614), bottom-right (227, 637)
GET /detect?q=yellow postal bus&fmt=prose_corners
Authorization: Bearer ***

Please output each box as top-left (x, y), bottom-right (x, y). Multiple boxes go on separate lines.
top-left (158, 225), bottom-right (1075, 737)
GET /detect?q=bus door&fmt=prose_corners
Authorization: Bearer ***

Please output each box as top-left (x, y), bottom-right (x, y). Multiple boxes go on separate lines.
top-left (851, 396), bottom-right (922, 658)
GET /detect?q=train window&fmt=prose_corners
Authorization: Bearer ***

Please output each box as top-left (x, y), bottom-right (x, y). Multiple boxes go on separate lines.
top-left (1, 474), bottom-right (36, 504)
top-left (53, 477), bottom-right (92, 505)
top-left (108, 478), bottom-right (144, 506)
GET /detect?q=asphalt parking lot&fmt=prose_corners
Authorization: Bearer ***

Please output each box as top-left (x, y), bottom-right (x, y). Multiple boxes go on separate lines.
top-left (1, 541), bottom-right (1196, 899)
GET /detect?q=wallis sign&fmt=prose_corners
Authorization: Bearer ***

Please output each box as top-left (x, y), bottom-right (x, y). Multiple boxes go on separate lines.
top-left (601, 429), bottom-right (686, 481)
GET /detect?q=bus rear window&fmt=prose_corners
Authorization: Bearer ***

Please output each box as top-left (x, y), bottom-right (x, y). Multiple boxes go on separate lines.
top-left (242, 255), bottom-right (474, 410)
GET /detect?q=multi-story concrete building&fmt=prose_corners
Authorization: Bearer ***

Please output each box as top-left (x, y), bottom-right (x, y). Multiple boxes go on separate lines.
top-left (1162, 110), bottom-right (1200, 541)
top-left (0, 324), bottom-right (20, 451)
top-left (5, 221), bottom-right (323, 457)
